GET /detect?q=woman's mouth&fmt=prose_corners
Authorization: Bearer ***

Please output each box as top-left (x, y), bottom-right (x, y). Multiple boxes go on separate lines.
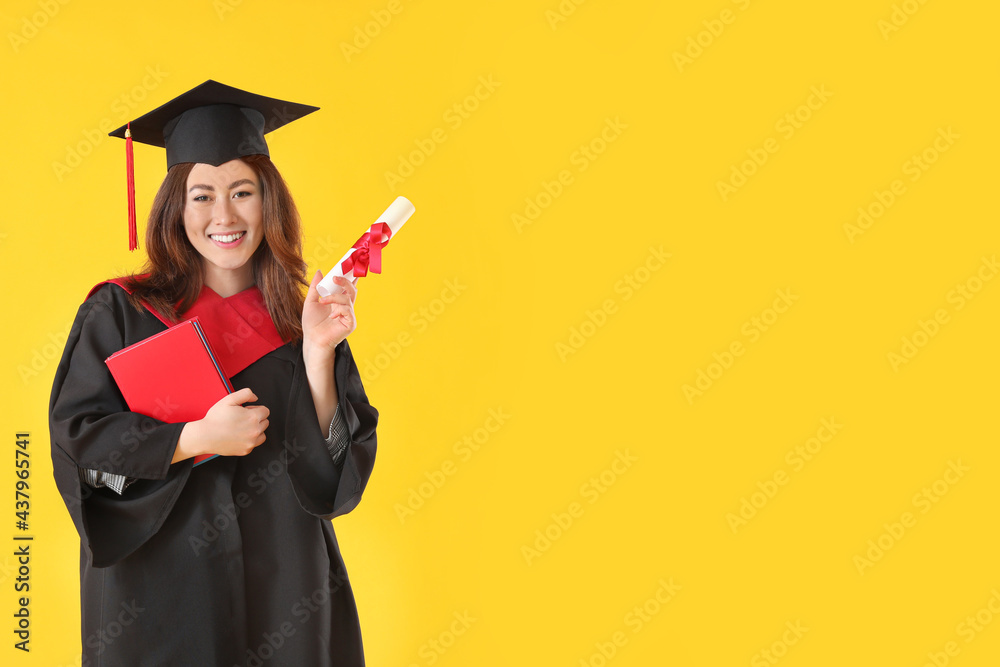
top-left (209, 231), bottom-right (246, 247)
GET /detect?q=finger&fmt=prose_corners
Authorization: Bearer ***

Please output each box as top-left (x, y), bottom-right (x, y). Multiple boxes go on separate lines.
top-left (318, 277), bottom-right (356, 305)
top-left (319, 290), bottom-right (352, 306)
top-left (245, 405), bottom-right (269, 421)
top-left (228, 387), bottom-right (257, 405)
top-left (326, 302), bottom-right (355, 321)
top-left (305, 270), bottom-right (323, 303)
top-left (329, 312), bottom-right (357, 334)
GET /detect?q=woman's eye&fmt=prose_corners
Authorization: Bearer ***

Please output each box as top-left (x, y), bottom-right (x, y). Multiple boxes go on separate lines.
top-left (233, 190), bottom-right (253, 199)
top-left (192, 194), bottom-right (210, 202)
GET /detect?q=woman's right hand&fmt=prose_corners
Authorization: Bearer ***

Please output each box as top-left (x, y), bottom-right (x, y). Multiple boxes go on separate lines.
top-left (173, 388), bottom-right (270, 463)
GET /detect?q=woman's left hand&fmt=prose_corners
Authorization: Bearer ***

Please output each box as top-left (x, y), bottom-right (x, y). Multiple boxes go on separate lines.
top-left (302, 270), bottom-right (358, 367)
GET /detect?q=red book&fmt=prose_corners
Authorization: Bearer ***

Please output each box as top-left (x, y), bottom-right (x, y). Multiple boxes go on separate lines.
top-left (105, 317), bottom-right (231, 466)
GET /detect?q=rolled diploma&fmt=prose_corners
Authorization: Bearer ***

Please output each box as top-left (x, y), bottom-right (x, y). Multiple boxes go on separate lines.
top-left (317, 196), bottom-right (415, 297)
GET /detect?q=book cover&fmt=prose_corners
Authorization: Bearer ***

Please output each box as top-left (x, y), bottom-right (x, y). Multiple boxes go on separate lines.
top-left (105, 317), bottom-right (231, 465)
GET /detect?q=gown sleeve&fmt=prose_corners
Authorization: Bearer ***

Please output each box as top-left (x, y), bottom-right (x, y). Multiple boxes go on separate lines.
top-left (82, 396), bottom-right (353, 497)
top-left (283, 338), bottom-right (378, 520)
top-left (49, 286), bottom-right (193, 568)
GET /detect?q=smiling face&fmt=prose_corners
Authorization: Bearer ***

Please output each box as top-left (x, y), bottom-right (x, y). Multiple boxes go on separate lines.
top-left (183, 159), bottom-right (264, 296)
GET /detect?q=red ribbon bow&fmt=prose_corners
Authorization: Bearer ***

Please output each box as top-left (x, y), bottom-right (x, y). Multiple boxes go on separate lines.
top-left (341, 222), bottom-right (393, 278)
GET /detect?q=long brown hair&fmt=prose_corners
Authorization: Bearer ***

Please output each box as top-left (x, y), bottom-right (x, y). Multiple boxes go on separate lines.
top-left (122, 154), bottom-right (308, 341)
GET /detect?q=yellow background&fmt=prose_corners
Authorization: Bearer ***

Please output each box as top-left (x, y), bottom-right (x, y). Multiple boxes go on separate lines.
top-left (2, 0), bottom-right (998, 665)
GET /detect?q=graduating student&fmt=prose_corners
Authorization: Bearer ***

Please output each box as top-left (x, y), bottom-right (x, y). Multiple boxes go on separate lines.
top-left (49, 81), bottom-right (378, 666)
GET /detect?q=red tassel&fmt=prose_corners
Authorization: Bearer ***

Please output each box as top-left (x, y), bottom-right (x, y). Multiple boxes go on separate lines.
top-left (126, 123), bottom-right (137, 251)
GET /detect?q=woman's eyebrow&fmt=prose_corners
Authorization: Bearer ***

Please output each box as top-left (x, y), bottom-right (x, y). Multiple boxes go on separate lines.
top-left (188, 178), bottom-right (257, 193)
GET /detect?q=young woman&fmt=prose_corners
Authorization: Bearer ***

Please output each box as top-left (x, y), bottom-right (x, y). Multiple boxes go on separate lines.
top-left (49, 81), bottom-right (377, 666)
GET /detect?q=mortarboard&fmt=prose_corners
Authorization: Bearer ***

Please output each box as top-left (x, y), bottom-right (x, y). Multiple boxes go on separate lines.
top-left (109, 80), bottom-right (319, 250)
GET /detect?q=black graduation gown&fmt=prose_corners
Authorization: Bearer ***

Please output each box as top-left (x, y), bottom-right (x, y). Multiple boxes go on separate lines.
top-left (49, 283), bottom-right (378, 667)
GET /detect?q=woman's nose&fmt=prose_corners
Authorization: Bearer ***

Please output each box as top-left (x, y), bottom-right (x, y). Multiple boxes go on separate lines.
top-left (212, 197), bottom-right (236, 224)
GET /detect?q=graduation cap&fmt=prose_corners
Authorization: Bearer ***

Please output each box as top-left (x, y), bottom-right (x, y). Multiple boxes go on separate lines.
top-left (109, 80), bottom-right (319, 250)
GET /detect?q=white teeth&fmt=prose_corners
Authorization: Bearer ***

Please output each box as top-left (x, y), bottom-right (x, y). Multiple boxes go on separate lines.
top-left (210, 231), bottom-right (245, 244)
